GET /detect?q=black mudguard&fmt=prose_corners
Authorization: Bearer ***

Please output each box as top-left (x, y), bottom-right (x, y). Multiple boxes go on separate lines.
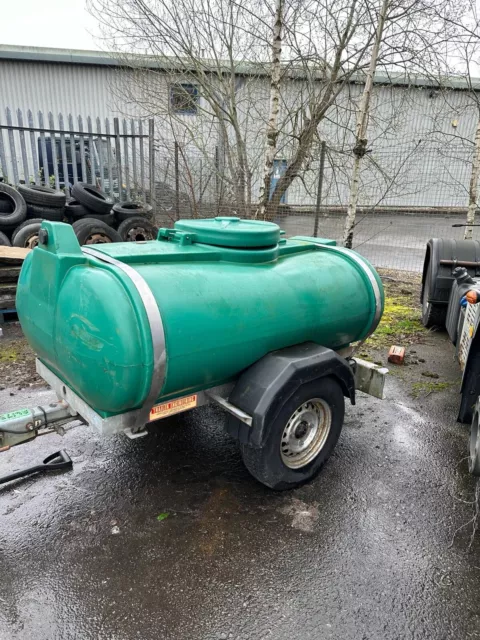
top-left (225, 342), bottom-right (355, 447)
top-left (422, 238), bottom-right (480, 307)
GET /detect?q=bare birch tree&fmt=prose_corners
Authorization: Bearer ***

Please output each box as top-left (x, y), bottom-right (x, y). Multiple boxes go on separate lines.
top-left (263, 0), bottom-right (459, 219)
top-left (466, 117), bottom-right (480, 238)
top-left (343, 0), bottom-right (390, 248)
top-left (90, 0), bottom-right (278, 217)
top-left (90, 0), bottom-right (461, 223)
top-left (257, 0), bottom-right (284, 219)
top-left (451, 4), bottom-right (480, 239)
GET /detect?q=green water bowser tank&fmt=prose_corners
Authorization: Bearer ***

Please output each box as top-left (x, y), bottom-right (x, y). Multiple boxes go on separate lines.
top-left (16, 217), bottom-right (384, 419)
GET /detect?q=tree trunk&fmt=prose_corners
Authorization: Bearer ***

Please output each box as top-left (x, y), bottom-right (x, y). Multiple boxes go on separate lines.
top-left (257, 0), bottom-right (284, 219)
top-left (465, 117), bottom-right (480, 240)
top-left (343, 0), bottom-right (390, 249)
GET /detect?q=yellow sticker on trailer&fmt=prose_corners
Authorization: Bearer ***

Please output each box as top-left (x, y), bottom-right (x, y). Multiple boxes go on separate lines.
top-left (149, 395), bottom-right (197, 421)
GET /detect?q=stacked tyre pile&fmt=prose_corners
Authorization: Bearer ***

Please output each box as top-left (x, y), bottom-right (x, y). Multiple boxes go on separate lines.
top-left (0, 182), bottom-right (157, 249)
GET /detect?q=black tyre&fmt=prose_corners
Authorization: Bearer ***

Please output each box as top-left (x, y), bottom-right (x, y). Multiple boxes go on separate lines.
top-left (0, 183), bottom-right (27, 230)
top-left (79, 211), bottom-right (115, 226)
top-left (0, 194), bottom-right (14, 213)
top-left (65, 199), bottom-right (91, 220)
top-left (12, 219), bottom-right (43, 249)
top-left (113, 201), bottom-right (153, 222)
top-left (240, 377), bottom-right (345, 490)
top-left (72, 182), bottom-right (114, 215)
top-left (17, 184), bottom-right (66, 208)
top-left (72, 218), bottom-right (121, 245)
top-left (0, 230), bottom-right (11, 246)
top-left (66, 203), bottom-right (114, 226)
top-left (421, 263), bottom-right (446, 329)
top-left (117, 216), bottom-right (157, 241)
top-left (26, 204), bottom-right (65, 221)
top-left (11, 219), bottom-right (44, 244)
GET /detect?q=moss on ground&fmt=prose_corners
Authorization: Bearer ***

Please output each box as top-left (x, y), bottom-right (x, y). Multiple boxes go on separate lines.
top-left (366, 275), bottom-right (427, 348)
top-left (0, 344), bottom-right (21, 362)
top-left (410, 380), bottom-right (455, 398)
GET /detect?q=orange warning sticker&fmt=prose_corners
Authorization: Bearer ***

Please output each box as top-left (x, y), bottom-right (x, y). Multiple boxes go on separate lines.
top-left (149, 395), bottom-right (197, 421)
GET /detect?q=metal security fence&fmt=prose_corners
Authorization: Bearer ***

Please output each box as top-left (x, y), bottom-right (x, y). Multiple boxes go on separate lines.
top-left (152, 139), bottom-right (480, 272)
top-left (0, 108), bottom-right (155, 203)
top-left (1, 106), bottom-right (478, 272)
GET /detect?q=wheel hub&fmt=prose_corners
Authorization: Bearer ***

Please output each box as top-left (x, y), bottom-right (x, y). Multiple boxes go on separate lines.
top-left (26, 234), bottom-right (39, 249)
top-left (295, 422), bottom-right (309, 439)
top-left (85, 233), bottom-right (112, 244)
top-left (127, 226), bottom-right (148, 242)
top-left (280, 398), bottom-right (332, 469)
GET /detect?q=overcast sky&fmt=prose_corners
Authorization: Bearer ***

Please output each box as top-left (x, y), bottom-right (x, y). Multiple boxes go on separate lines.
top-left (0, 0), bottom-right (101, 51)
top-left (0, 0), bottom-right (479, 78)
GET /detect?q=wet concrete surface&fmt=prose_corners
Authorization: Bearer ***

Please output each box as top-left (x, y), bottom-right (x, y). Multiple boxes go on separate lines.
top-left (1, 333), bottom-right (480, 639)
top-left (279, 214), bottom-right (480, 272)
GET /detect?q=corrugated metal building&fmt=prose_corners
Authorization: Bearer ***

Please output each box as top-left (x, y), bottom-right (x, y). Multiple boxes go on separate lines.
top-left (0, 46), bottom-right (138, 120)
top-left (0, 44), bottom-right (478, 209)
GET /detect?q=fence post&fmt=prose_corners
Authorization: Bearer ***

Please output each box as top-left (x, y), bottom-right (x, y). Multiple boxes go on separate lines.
top-left (105, 118), bottom-right (114, 198)
top-left (114, 117), bottom-right (123, 201)
top-left (68, 114), bottom-right (79, 186)
top-left (122, 119), bottom-right (131, 199)
top-left (16, 109), bottom-right (30, 184)
top-left (48, 112), bottom-right (60, 190)
top-left (139, 120), bottom-right (146, 202)
top-left (148, 119), bottom-right (155, 211)
top-left (199, 158), bottom-right (203, 214)
top-left (131, 119), bottom-right (138, 199)
top-left (27, 110), bottom-right (40, 185)
top-left (0, 117), bottom-right (8, 182)
top-left (58, 113), bottom-right (70, 195)
top-left (6, 108), bottom-right (19, 185)
top-left (96, 117), bottom-right (105, 193)
top-left (313, 141), bottom-right (327, 237)
top-left (87, 116), bottom-right (95, 185)
top-left (38, 111), bottom-right (50, 185)
top-left (175, 141), bottom-right (180, 220)
top-left (215, 146), bottom-right (220, 214)
top-left (77, 115), bottom-right (87, 183)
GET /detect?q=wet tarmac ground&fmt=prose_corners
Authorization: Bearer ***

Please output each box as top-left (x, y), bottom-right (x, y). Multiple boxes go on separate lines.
top-left (1, 332), bottom-right (480, 640)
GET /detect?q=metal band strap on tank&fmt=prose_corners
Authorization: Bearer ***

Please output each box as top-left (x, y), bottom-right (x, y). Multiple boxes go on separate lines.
top-left (320, 245), bottom-right (383, 338)
top-left (81, 247), bottom-right (166, 427)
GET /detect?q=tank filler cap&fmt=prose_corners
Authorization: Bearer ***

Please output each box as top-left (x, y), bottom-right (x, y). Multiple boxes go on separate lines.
top-left (173, 216), bottom-right (281, 248)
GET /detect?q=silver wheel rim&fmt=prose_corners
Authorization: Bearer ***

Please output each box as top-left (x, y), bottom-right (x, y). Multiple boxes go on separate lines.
top-left (280, 398), bottom-right (332, 469)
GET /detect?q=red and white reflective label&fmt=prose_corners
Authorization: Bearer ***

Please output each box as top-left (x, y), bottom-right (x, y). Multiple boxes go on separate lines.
top-left (149, 395), bottom-right (197, 422)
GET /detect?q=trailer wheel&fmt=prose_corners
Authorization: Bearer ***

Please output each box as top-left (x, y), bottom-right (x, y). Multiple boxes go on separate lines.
top-left (422, 263), bottom-right (446, 328)
top-left (240, 377), bottom-right (344, 490)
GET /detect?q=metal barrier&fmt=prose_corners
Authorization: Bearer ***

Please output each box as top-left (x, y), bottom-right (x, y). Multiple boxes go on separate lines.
top-left (0, 107), bottom-right (155, 203)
